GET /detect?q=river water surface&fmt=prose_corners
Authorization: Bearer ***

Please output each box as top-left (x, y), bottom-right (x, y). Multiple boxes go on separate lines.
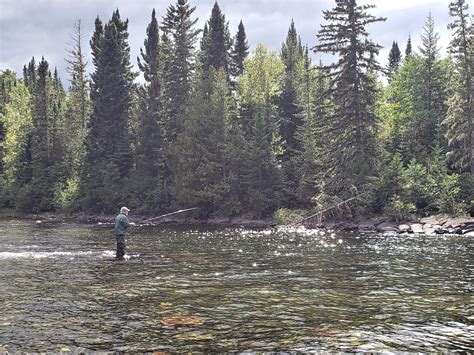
top-left (0, 219), bottom-right (472, 352)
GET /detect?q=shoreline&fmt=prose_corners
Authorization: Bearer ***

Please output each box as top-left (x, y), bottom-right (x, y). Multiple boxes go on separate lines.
top-left (1, 210), bottom-right (473, 235)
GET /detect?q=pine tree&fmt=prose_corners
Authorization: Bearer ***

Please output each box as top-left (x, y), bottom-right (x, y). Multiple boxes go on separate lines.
top-left (230, 20), bottom-right (249, 77)
top-left (201, 2), bottom-right (232, 78)
top-left (135, 9), bottom-right (165, 210)
top-left (443, 0), bottom-right (473, 174)
top-left (80, 10), bottom-right (135, 212)
top-left (405, 33), bottom-right (413, 56)
top-left (313, 0), bottom-right (386, 197)
top-left (387, 41), bottom-right (402, 79)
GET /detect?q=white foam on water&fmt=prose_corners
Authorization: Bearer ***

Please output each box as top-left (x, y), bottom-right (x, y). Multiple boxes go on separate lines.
top-left (0, 250), bottom-right (116, 259)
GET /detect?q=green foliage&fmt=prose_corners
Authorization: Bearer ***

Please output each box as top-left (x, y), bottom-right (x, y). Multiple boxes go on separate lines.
top-left (313, 0), bottom-right (386, 198)
top-left (79, 10), bottom-right (135, 212)
top-left (272, 208), bottom-right (305, 225)
top-left (383, 195), bottom-right (416, 223)
top-left (387, 41), bottom-right (402, 79)
top-left (200, 2), bottom-right (232, 77)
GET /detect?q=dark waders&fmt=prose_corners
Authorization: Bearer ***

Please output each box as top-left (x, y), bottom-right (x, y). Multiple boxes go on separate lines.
top-left (116, 235), bottom-right (126, 259)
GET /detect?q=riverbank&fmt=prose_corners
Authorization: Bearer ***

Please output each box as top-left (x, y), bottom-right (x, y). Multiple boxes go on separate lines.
top-left (1, 209), bottom-right (473, 235)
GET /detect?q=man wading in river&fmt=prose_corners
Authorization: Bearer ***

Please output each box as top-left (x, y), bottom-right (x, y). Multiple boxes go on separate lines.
top-left (114, 207), bottom-right (130, 260)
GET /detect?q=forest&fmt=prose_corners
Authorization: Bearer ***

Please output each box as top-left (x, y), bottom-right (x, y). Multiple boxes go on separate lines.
top-left (0, 0), bottom-right (472, 221)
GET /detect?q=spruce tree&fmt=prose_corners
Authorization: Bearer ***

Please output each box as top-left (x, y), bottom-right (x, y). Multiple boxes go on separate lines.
top-left (405, 34), bottom-right (413, 56)
top-left (417, 13), bottom-right (449, 154)
top-left (387, 41), bottom-right (402, 79)
top-left (80, 10), bottom-right (135, 212)
top-left (230, 20), bottom-right (249, 77)
top-left (313, 0), bottom-right (386, 197)
top-left (201, 2), bottom-right (232, 78)
top-left (279, 20), bottom-right (304, 206)
top-left (444, 0), bottom-right (473, 174)
top-left (161, 0), bottom-right (200, 143)
top-left (135, 9), bottom-right (165, 210)
top-left (29, 58), bottom-right (65, 211)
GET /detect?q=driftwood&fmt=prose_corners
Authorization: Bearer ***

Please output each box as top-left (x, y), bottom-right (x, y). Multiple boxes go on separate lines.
top-left (289, 194), bottom-right (365, 226)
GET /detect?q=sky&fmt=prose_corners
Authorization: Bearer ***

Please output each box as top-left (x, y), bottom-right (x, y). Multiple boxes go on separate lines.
top-left (0, 0), bottom-right (456, 86)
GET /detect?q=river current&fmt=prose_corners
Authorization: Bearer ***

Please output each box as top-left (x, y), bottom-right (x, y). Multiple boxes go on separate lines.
top-left (0, 219), bottom-right (472, 352)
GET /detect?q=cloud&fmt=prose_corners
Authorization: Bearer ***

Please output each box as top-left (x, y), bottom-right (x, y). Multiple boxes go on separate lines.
top-left (0, 0), bottom-right (453, 85)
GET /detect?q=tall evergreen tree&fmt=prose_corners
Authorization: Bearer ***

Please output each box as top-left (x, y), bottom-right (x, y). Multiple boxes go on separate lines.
top-left (387, 41), bottom-right (402, 79)
top-left (297, 57), bottom-right (331, 205)
top-left (80, 10), bottom-right (135, 212)
top-left (313, 0), bottom-right (386, 197)
top-left (417, 12), bottom-right (449, 152)
top-left (278, 20), bottom-right (305, 206)
top-left (135, 9), bottom-right (165, 210)
top-left (161, 0), bottom-right (200, 143)
top-left (201, 2), bottom-right (232, 78)
top-left (28, 58), bottom-right (65, 211)
top-left (443, 0), bottom-right (473, 174)
top-left (405, 33), bottom-right (413, 56)
top-left (230, 20), bottom-right (249, 77)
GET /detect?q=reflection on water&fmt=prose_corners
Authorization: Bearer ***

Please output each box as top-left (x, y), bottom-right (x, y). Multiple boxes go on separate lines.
top-left (0, 220), bottom-right (472, 352)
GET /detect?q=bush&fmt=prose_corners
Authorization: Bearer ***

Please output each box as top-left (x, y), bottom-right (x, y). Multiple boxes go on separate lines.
top-left (383, 195), bottom-right (416, 223)
top-left (273, 208), bottom-right (305, 225)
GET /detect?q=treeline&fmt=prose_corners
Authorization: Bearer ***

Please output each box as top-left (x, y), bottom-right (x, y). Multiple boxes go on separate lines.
top-left (0, 0), bottom-right (472, 220)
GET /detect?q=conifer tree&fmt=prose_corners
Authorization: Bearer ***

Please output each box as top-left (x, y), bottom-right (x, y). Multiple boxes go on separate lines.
top-left (443, 0), bottom-right (473, 174)
top-left (161, 0), bottom-right (200, 143)
top-left (135, 9), bottom-right (165, 210)
top-left (201, 2), bottom-right (232, 78)
top-left (387, 41), bottom-right (402, 79)
top-left (28, 58), bottom-right (65, 211)
top-left (171, 69), bottom-right (233, 216)
top-left (405, 34), bottom-right (413, 56)
top-left (313, 0), bottom-right (386, 197)
top-left (278, 20), bottom-right (305, 206)
top-left (80, 10), bottom-right (135, 212)
top-left (65, 20), bottom-right (91, 180)
top-left (297, 56), bottom-right (331, 205)
top-left (417, 13), bottom-right (449, 153)
top-left (230, 20), bottom-right (249, 77)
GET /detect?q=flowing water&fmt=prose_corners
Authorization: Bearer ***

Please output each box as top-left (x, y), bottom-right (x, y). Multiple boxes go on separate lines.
top-left (0, 219), bottom-right (473, 352)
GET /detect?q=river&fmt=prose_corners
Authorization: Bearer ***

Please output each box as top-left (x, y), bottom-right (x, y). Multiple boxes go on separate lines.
top-left (0, 219), bottom-right (472, 352)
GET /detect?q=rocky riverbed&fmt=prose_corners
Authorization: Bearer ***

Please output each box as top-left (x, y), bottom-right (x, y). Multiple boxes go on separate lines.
top-left (307, 215), bottom-right (474, 236)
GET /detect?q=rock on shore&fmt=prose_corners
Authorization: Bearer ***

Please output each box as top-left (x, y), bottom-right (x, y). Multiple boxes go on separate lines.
top-left (307, 215), bottom-right (474, 235)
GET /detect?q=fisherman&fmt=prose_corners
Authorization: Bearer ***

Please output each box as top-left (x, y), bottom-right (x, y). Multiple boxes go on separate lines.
top-left (114, 206), bottom-right (130, 260)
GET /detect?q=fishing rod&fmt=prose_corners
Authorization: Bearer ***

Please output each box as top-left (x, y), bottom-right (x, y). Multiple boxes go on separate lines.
top-left (139, 207), bottom-right (198, 225)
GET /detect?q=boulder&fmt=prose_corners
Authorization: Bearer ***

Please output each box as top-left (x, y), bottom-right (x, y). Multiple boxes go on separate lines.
top-left (443, 217), bottom-right (474, 229)
top-left (358, 219), bottom-right (377, 232)
top-left (463, 231), bottom-right (474, 236)
top-left (410, 223), bottom-right (424, 234)
top-left (398, 224), bottom-right (411, 233)
top-left (433, 225), bottom-right (447, 234)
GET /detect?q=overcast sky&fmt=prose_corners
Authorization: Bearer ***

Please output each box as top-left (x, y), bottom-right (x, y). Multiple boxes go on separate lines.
top-left (0, 0), bottom-right (455, 85)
